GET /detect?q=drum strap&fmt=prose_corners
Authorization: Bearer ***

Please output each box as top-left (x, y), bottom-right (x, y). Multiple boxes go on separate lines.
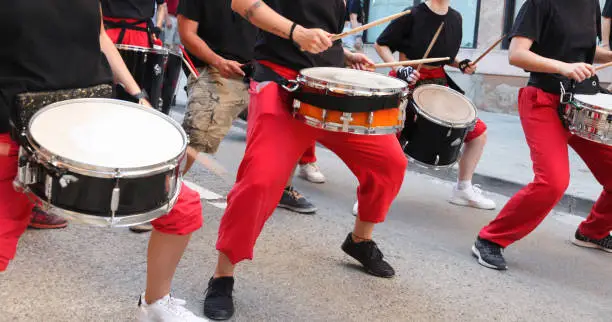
top-left (251, 62), bottom-right (402, 112)
top-left (103, 18), bottom-right (154, 48)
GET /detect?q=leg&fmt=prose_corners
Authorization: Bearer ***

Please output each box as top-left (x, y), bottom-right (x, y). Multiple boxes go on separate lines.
top-left (0, 135), bottom-right (34, 271)
top-left (570, 136), bottom-right (612, 240)
top-left (320, 132), bottom-right (407, 277)
top-left (137, 183), bottom-right (204, 320)
top-left (182, 67), bottom-right (249, 174)
top-left (205, 81), bottom-right (316, 320)
top-left (474, 87), bottom-right (570, 270)
top-left (450, 120), bottom-right (496, 210)
top-left (298, 143), bottom-right (326, 183)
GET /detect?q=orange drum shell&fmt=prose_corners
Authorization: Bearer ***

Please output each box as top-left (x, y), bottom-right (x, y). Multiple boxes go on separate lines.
top-left (296, 102), bottom-right (403, 129)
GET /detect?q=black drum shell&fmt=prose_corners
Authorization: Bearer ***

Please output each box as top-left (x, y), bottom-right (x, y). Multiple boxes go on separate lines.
top-left (24, 156), bottom-right (175, 217)
top-left (116, 47), bottom-right (168, 112)
top-left (161, 51), bottom-right (183, 114)
top-left (399, 101), bottom-right (471, 167)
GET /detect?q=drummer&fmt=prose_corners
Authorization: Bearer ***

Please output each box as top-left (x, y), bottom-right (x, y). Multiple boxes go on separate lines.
top-left (101, 0), bottom-right (166, 48)
top-left (0, 3), bottom-right (205, 320)
top-left (472, 0), bottom-right (612, 270)
top-left (202, 0), bottom-right (407, 320)
top-left (375, 0), bottom-right (496, 211)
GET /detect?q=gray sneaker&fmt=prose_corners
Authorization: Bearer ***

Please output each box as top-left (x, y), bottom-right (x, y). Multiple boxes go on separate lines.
top-left (572, 229), bottom-right (612, 253)
top-left (277, 186), bottom-right (317, 214)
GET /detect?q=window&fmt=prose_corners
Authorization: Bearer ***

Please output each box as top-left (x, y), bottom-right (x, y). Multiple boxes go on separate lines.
top-left (364, 0), bottom-right (481, 48)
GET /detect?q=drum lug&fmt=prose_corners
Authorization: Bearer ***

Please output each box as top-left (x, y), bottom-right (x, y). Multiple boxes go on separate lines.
top-left (45, 175), bottom-right (53, 198)
top-left (434, 155), bottom-right (440, 166)
top-left (447, 128), bottom-right (452, 137)
top-left (110, 185), bottom-right (121, 221)
top-left (340, 112), bottom-right (354, 132)
top-left (281, 80), bottom-right (301, 92)
top-left (292, 99), bottom-right (301, 117)
top-left (321, 109), bottom-right (327, 122)
top-left (368, 112), bottom-right (374, 128)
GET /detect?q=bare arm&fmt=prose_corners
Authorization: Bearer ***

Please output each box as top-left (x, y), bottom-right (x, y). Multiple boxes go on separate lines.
top-left (508, 36), bottom-right (594, 82)
top-left (374, 43), bottom-right (397, 67)
top-left (178, 15), bottom-right (244, 78)
top-left (231, 0), bottom-right (332, 54)
top-left (156, 3), bottom-right (167, 28)
top-left (349, 13), bottom-right (361, 29)
top-left (98, 6), bottom-right (150, 105)
top-left (603, 17), bottom-right (611, 50)
top-left (594, 45), bottom-right (612, 63)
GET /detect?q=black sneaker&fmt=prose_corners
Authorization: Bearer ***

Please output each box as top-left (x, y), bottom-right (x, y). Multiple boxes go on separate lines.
top-left (341, 233), bottom-right (395, 278)
top-left (472, 237), bottom-right (507, 270)
top-left (277, 186), bottom-right (317, 214)
top-left (204, 277), bottom-right (235, 321)
top-left (572, 229), bottom-right (612, 253)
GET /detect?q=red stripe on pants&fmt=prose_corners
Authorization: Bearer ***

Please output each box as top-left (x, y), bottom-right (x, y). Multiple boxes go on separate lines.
top-left (0, 134), bottom-right (33, 271)
top-left (216, 68), bottom-right (408, 264)
top-left (480, 86), bottom-right (612, 247)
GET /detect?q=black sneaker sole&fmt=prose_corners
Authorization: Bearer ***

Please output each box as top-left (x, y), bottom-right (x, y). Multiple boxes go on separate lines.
top-left (571, 238), bottom-right (612, 253)
top-left (471, 245), bottom-right (507, 270)
top-left (277, 204), bottom-right (317, 214)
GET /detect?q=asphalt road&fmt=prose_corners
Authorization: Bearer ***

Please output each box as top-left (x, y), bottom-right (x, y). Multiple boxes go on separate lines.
top-left (1, 115), bottom-right (610, 321)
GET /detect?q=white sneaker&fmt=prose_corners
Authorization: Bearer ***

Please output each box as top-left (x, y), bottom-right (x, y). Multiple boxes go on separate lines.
top-left (352, 201), bottom-right (358, 216)
top-left (449, 185), bottom-right (496, 210)
top-left (298, 163), bottom-right (326, 183)
top-left (137, 294), bottom-right (208, 322)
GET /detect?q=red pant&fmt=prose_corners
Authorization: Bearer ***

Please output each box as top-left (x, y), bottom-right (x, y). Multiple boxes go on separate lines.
top-left (216, 63), bottom-right (408, 264)
top-left (0, 133), bottom-right (202, 271)
top-left (390, 67), bottom-right (487, 143)
top-left (480, 86), bottom-right (612, 246)
top-left (299, 144), bottom-right (317, 165)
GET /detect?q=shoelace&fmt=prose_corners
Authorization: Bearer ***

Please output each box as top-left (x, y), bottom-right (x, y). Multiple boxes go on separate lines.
top-left (286, 187), bottom-right (304, 200)
top-left (364, 241), bottom-right (384, 261)
top-left (481, 241), bottom-right (503, 256)
top-left (162, 297), bottom-right (195, 317)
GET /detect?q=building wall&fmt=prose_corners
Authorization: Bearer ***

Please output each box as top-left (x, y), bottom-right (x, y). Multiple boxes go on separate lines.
top-left (363, 0), bottom-right (612, 115)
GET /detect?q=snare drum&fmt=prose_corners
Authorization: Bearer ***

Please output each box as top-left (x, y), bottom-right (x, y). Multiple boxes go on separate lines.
top-left (292, 67), bottom-right (408, 135)
top-left (14, 98), bottom-right (187, 227)
top-left (116, 45), bottom-right (169, 112)
top-left (399, 85), bottom-right (477, 168)
top-left (561, 93), bottom-right (612, 145)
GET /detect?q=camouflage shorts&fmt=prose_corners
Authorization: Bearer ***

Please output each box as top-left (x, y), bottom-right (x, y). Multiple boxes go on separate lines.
top-left (183, 66), bottom-right (249, 154)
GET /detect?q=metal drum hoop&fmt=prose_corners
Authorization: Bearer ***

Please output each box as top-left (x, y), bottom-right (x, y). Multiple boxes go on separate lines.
top-left (297, 67), bottom-right (408, 97)
top-left (411, 84), bottom-right (477, 129)
top-left (26, 98), bottom-right (187, 179)
top-left (115, 44), bottom-right (170, 56)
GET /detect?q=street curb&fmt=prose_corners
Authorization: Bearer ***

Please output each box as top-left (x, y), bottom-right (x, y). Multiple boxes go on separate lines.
top-left (231, 119), bottom-right (593, 218)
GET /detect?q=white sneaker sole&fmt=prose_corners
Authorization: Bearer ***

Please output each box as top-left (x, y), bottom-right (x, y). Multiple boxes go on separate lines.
top-left (471, 245), bottom-right (507, 270)
top-left (571, 238), bottom-right (612, 253)
top-left (449, 197), bottom-right (496, 210)
top-left (298, 172), bottom-right (326, 184)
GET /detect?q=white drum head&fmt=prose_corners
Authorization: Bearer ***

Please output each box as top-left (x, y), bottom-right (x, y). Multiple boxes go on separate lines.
top-left (29, 99), bottom-right (186, 169)
top-left (574, 93), bottom-right (612, 110)
top-left (300, 67), bottom-right (407, 90)
top-left (412, 85), bottom-right (477, 125)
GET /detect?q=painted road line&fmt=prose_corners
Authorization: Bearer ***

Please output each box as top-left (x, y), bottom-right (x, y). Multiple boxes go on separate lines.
top-left (184, 180), bottom-right (223, 200)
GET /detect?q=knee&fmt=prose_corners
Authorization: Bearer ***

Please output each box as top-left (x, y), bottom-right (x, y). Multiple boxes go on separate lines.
top-left (152, 184), bottom-right (203, 235)
top-left (378, 150), bottom-right (408, 186)
top-left (538, 175), bottom-right (570, 201)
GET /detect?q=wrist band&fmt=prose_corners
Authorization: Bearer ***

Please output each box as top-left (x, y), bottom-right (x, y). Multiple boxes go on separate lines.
top-left (289, 23), bottom-right (298, 43)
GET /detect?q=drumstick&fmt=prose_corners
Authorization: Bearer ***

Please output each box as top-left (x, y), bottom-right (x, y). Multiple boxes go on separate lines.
top-left (373, 57), bottom-right (450, 68)
top-left (417, 22), bottom-right (445, 72)
top-left (330, 10), bottom-right (411, 41)
top-left (186, 146), bottom-right (229, 178)
top-left (179, 45), bottom-right (200, 78)
top-left (472, 34), bottom-right (507, 65)
top-left (596, 61), bottom-right (612, 72)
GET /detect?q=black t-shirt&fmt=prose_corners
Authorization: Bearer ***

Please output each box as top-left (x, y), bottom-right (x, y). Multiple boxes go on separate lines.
top-left (510, 0), bottom-right (601, 94)
top-left (0, 0), bottom-right (113, 134)
top-left (603, 0), bottom-right (612, 45)
top-left (178, 0), bottom-right (257, 66)
top-left (101, 0), bottom-right (165, 20)
top-left (376, 3), bottom-right (462, 67)
top-left (346, 0), bottom-right (363, 24)
top-left (254, 0), bottom-right (346, 71)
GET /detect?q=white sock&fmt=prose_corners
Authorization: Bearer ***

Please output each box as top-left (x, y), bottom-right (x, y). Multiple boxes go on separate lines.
top-left (457, 180), bottom-right (472, 190)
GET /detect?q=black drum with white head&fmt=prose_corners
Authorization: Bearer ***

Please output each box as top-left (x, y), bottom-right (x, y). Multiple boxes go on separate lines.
top-left (14, 98), bottom-right (187, 227)
top-left (399, 85), bottom-right (477, 168)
